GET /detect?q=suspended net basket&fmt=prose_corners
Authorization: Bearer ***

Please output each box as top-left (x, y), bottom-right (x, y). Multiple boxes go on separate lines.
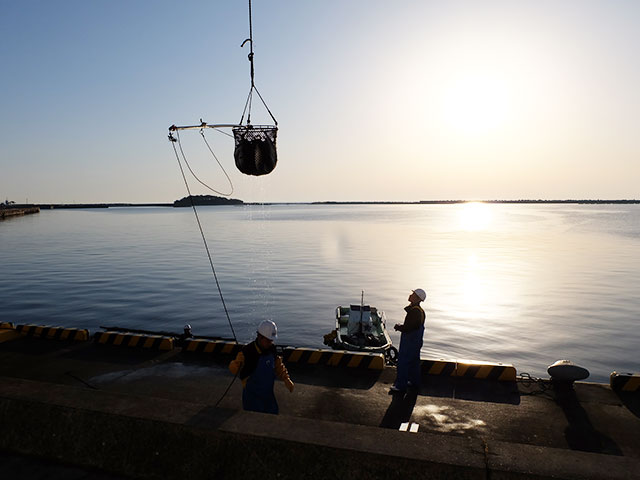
top-left (232, 125), bottom-right (278, 176)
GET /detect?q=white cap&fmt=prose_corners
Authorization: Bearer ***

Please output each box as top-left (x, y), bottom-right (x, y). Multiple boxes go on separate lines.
top-left (413, 288), bottom-right (427, 302)
top-left (257, 320), bottom-right (278, 341)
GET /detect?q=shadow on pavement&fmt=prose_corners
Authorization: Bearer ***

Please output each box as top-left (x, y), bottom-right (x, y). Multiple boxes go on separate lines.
top-left (286, 363), bottom-right (381, 390)
top-left (420, 375), bottom-right (521, 405)
top-left (379, 389), bottom-right (419, 429)
top-left (554, 381), bottom-right (622, 455)
top-left (174, 355), bottom-right (382, 390)
top-left (62, 344), bottom-right (169, 365)
top-left (175, 353), bottom-right (236, 367)
top-left (615, 391), bottom-right (640, 419)
top-left (0, 337), bottom-right (75, 355)
top-left (185, 406), bottom-right (237, 430)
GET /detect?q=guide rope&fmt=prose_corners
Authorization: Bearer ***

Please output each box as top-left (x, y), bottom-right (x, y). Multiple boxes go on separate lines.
top-left (170, 132), bottom-right (237, 342)
top-left (199, 130), bottom-right (234, 196)
top-left (172, 129), bottom-right (234, 197)
top-left (171, 131), bottom-right (240, 409)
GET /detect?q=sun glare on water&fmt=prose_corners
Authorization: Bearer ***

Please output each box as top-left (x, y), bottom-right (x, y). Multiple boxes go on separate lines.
top-left (457, 202), bottom-right (493, 231)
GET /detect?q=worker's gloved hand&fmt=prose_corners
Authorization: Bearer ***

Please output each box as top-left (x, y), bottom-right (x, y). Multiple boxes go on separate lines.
top-left (229, 359), bottom-right (242, 375)
top-left (284, 378), bottom-right (294, 393)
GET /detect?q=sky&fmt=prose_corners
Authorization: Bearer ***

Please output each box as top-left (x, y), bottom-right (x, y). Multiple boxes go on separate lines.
top-left (1, 0), bottom-right (639, 204)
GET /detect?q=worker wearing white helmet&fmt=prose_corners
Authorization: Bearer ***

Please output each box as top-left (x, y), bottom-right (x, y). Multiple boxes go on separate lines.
top-left (389, 288), bottom-right (426, 394)
top-left (229, 320), bottom-right (294, 414)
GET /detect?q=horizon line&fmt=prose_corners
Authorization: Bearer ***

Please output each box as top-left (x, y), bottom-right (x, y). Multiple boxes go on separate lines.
top-left (4, 198), bottom-right (640, 208)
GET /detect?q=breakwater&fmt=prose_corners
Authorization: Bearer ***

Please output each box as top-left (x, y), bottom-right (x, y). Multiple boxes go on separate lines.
top-left (0, 206), bottom-right (40, 220)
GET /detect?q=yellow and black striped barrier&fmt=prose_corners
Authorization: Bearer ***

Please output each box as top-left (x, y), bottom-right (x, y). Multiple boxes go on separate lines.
top-left (455, 359), bottom-right (517, 382)
top-left (0, 322), bottom-right (20, 343)
top-left (610, 372), bottom-right (640, 392)
top-left (181, 339), bottom-right (243, 356)
top-left (12, 323), bottom-right (89, 342)
top-left (282, 347), bottom-right (385, 370)
top-left (420, 359), bottom-right (457, 377)
top-left (94, 331), bottom-right (173, 351)
top-left (421, 358), bottom-right (517, 382)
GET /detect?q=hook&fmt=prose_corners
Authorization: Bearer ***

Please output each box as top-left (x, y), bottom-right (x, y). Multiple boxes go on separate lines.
top-left (241, 38), bottom-right (252, 48)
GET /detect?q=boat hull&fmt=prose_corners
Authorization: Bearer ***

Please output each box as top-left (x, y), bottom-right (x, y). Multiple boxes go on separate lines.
top-left (325, 306), bottom-right (395, 356)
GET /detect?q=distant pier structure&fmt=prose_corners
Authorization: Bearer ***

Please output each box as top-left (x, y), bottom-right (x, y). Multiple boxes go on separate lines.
top-left (0, 206), bottom-right (40, 220)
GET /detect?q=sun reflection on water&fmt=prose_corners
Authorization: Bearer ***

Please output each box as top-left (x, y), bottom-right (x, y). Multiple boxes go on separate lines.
top-left (457, 202), bottom-right (493, 231)
top-left (462, 254), bottom-right (484, 310)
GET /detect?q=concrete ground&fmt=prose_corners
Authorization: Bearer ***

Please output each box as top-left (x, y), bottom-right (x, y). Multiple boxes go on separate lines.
top-left (0, 450), bottom-right (128, 480)
top-left (1, 336), bottom-right (639, 479)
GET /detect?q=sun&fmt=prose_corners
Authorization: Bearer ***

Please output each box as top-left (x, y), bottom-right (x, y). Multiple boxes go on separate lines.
top-left (439, 73), bottom-right (512, 136)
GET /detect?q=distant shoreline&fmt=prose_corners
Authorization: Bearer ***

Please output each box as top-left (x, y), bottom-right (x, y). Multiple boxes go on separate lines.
top-left (317, 199), bottom-right (640, 205)
top-left (5, 199), bottom-right (639, 209)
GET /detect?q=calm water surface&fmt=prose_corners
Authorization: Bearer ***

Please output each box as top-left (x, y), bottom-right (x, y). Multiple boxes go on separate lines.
top-left (1, 203), bottom-right (639, 382)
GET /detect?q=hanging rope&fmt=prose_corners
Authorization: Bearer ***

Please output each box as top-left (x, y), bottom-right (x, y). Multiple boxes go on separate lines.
top-left (170, 132), bottom-right (237, 342)
top-left (170, 129), bottom-right (240, 410)
top-left (198, 129), bottom-right (234, 196)
top-left (172, 129), bottom-right (234, 197)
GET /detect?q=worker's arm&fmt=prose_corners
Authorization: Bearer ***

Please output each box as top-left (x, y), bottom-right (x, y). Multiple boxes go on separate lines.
top-left (394, 308), bottom-right (422, 333)
top-left (275, 356), bottom-right (294, 392)
top-left (229, 351), bottom-right (245, 375)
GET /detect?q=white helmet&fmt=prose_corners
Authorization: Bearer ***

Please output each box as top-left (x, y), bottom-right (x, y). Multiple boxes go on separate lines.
top-left (257, 320), bottom-right (278, 341)
top-left (412, 288), bottom-right (427, 302)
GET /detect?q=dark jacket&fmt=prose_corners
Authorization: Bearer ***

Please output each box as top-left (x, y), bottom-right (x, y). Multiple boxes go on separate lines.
top-left (228, 340), bottom-right (292, 389)
top-left (396, 304), bottom-right (425, 333)
top-left (238, 340), bottom-right (276, 380)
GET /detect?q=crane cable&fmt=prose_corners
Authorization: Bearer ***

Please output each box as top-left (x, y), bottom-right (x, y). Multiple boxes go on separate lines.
top-left (239, 0), bottom-right (278, 127)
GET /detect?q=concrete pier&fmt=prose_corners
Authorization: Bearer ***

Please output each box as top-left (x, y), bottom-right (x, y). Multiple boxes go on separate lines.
top-left (1, 334), bottom-right (639, 479)
top-left (0, 206), bottom-right (40, 219)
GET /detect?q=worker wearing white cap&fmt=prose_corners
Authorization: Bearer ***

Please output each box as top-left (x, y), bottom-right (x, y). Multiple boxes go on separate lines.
top-left (229, 320), bottom-right (294, 414)
top-left (389, 288), bottom-right (426, 394)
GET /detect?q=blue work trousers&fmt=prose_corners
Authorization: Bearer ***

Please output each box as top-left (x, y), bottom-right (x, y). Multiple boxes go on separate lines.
top-left (394, 325), bottom-right (424, 390)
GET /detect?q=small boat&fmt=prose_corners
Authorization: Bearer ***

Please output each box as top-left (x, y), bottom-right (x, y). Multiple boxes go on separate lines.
top-left (323, 301), bottom-right (398, 363)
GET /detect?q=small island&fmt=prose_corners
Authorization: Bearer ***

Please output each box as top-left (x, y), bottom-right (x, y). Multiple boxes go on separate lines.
top-left (173, 195), bottom-right (244, 207)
